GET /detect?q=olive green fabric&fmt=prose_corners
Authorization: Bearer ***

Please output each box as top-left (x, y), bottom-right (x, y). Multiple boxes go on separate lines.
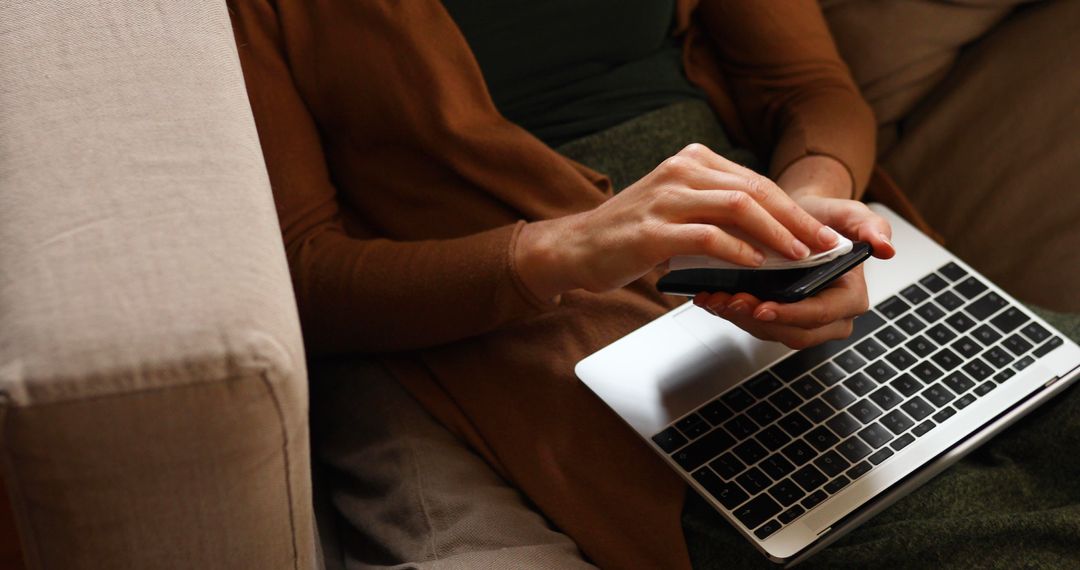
top-left (441, 0), bottom-right (704, 148)
top-left (558, 100), bottom-right (1080, 568)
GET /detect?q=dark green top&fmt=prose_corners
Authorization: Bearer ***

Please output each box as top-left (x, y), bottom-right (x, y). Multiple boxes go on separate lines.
top-left (441, 0), bottom-right (705, 148)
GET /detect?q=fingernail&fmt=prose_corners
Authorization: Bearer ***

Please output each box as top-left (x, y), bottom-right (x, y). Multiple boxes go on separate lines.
top-left (819, 226), bottom-right (840, 247)
top-left (792, 240), bottom-right (810, 259)
top-left (705, 306), bottom-right (719, 316)
top-left (756, 309), bottom-right (777, 322)
top-left (727, 300), bottom-right (748, 315)
top-left (752, 250), bottom-right (766, 266)
top-left (879, 233), bottom-right (893, 248)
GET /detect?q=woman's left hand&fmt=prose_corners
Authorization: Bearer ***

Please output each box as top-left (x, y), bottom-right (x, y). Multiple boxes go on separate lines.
top-left (693, 181), bottom-right (896, 349)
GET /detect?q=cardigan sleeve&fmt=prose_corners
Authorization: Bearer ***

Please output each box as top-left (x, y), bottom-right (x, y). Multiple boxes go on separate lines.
top-left (228, 0), bottom-right (555, 355)
top-left (696, 0), bottom-right (876, 195)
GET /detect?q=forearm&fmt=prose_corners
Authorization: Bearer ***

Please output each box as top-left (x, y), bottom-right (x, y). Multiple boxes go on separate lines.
top-left (776, 155), bottom-right (853, 200)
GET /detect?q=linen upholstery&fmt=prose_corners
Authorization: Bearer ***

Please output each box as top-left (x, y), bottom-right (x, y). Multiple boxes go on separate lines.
top-left (0, 1), bottom-right (315, 568)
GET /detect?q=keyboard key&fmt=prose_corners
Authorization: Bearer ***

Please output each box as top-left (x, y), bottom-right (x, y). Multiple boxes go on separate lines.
top-left (653, 427), bottom-right (688, 453)
top-left (965, 292), bottom-right (1007, 320)
top-left (868, 448), bottom-right (894, 465)
top-left (700, 400), bottom-right (734, 426)
top-left (770, 311), bottom-right (886, 381)
top-left (942, 371), bottom-right (975, 395)
top-left (939, 262), bottom-right (968, 281)
top-left (768, 388), bottom-right (803, 414)
top-left (875, 325), bottom-right (907, 347)
top-left (850, 399), bottom-right (884, 424)
top-left (901, 396), bottom-right (934, 421)
top-left (780, 440), bottom-right (816, 466)
top-left (919, 273), bottom-right (948, 293)
top-left (931, 348), bottom-right (963, 371)
top-left (799, 399), bottom-right (835, 423)
top-left (896, 314), bottom-right (927, 335)
top-left (754, 519), bottom-right (782, 540)
top-left (837, 437), bottom-right (873, 463)
top-left (736, 467), bottom-right (772, 495)
top-left (835, 350), bottom-right (868, 373)
top-left (981, 346), bottom-right (1014, 368)
top-left (900, 284), bottom-right (931, 305)
top-left (865, 360), bottom-right (899, 383)
top-left (881, 409), bottom-right (915, 435)
top-left (734, 495), bottom-right (782, 529)
top-left (824, 475), bottom-right (851, 494)
top-left (926, 323), bottom-right (958, 345)
top-left (885, 347), bottom-right (918, 371)
top-left (747, 401), bottom-right (782, 427)
top-left (846, 461), bottom-right (872, 480)
top-left (746, 372), bottom-right (783, 399)
top-left (778, 505), bottom-right (805, 524)
top-left (945, 312), bottom-right (977, 333)
top-left (869, 386), bottom-right (903, 410)
top-left (814, 450), bottom-right (851, 478)
top-left (890, 433), bottom-right (915, 451)
top-left (826, 412), bottom-right (862, 438)
top-left (1033, 336), bottom-right (1064, 358)
top-left (710, 452), bottom-right (746, 480)
top-left (990, 307), bottom-right (1028, 334)
top-left (922, 383), bottom-right (956, 407)
top-left (994, 369), bottom-right (1016, 384)
top-left (1014, 356), bottom-right (1035, 370)
top-left (1020, 322), bottom-right (1051, 344)
top-left (756, 425), bottom-right (792, 452)
top-left (694, 468), bottom-right (749, 509)
top-left (935, 290), bottom-right (965, 312)
top-left (674, 428), bottom-right (737, 471)
top-left (1003, 334), bottom-right (1034, 357)
top-left (724, 415), bottom-right (759, 439)
top-left (890, 373), bottom-right (923, 397)
top-left (876, 296), bottom-right (911, 319)
top-left (843, 372), bottom-right (877, 397)
top-left (951, 337), bottom-right (982, 359)
top-left (854, 338), bottom-right (887, 361)
top-left (972, 324), bottom-right (1003, 346)
top-left (954, 276), bottom-right (988, 299)
top-left (932, 406), bottom-right (956, 423)
top-left (791, 376), bottom-right (826, 399)
top-left (767, 479), bottom-right (806, 507)
top-left (800, 490), bottom-right (828, 510)
top-left (974, 381), bottom-right (995, 397)
top-left (778, 412), bottom-right (813, 438)
top-left (721, 387), bottom-right (756, 412)
top-left (811, 362), bottom-right (848, 387)
top-left (911, 420), bottom-right (935, 437)
top-left (906, 336), bottom-right (937, 358)
top-left (805, 426), bottom-right (840, 452)
top-left (954, 394), bottom-right (976, 409)
top-left (761, 454), bottom-right (796, 480)
top-left (822, 386), bottom-right (857, 410)
top-left (792, 465), bottom-right (828, 493)
top-left (858, 422), bottom-right (893, 449)
top-left (734, 440), bottom-right (769, 466)
top-left (963, 358), bottom-right (993, 381)
top-left (676, 413), bottom-right (708, 439)
top-left (911, 361), bottom-right (944, 383)
top-left (915, 302), bottom-right (946, 323)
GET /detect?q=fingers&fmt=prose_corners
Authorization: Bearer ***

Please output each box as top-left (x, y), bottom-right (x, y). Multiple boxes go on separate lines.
top-left (724, 311), bottom-right (856, 350)
top-left (663, 224), bottom-right (765, 268)
top-left (796, 196), bottom-right (896, 260)
top-left (670, 188), bottom-right (811, 260)
top-left (672, 144), bottom-right (836, 251)
top-left (752, 270), bottom-right (869, 328)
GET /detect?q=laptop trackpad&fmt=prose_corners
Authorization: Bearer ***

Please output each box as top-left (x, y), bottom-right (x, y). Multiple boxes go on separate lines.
top-left (673, 304), bottom-right (792, 385)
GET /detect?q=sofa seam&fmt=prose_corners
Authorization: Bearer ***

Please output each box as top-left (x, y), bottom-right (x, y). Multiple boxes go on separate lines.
top-left (257, 369), bottom-right (302, 570)
top-left (402, 406), bottom-right (442, 564)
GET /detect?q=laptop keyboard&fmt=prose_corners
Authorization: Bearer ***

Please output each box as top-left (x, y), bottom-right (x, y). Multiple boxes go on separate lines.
top-left (651, 262), bottom-right (1065, 540)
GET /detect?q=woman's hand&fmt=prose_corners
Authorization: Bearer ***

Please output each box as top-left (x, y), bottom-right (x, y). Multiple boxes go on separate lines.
top-left (692, 156), bottom-right (896, 349)
top-left (515, 144), bottom-right (841, 300)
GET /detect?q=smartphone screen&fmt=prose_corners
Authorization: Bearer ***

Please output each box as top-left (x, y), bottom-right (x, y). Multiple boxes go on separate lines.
top-left (657, 242), bottom-right (873, 303)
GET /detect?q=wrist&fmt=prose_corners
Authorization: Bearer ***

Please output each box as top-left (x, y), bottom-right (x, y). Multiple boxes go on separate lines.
top-left (514, 217), bottom-right (581, 302)
top-left (776, 155), bottom-right (854, 201)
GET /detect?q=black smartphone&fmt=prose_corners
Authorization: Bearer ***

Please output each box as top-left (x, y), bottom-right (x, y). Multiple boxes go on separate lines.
top-left (657, 242), bottom-right (873, 303)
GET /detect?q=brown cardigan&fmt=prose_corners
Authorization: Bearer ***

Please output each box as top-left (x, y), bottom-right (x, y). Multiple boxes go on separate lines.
top-left (229, 1), bottom-right (878, 567)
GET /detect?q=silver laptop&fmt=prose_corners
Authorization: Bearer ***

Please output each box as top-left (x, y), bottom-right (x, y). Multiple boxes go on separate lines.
top-left (575, 203), bottom-right (1080, 565)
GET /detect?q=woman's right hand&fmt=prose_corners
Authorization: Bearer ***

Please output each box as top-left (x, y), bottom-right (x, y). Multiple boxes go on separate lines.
top-left (515, 143), bottom-right (841, 301)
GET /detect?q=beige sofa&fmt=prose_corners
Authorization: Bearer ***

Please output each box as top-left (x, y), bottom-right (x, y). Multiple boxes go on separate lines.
top-left (2, 0), bottom-right (1077, 568)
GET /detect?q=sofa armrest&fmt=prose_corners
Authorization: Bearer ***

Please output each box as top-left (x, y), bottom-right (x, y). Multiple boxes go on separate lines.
top-left (0, 1), bottom-right (315, 568)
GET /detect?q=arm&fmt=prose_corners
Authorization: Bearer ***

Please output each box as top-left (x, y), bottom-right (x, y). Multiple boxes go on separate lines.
top-left (697, 0), bottom-right (877, 197)
top-left (229, 0), bottom-right (555, 355)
